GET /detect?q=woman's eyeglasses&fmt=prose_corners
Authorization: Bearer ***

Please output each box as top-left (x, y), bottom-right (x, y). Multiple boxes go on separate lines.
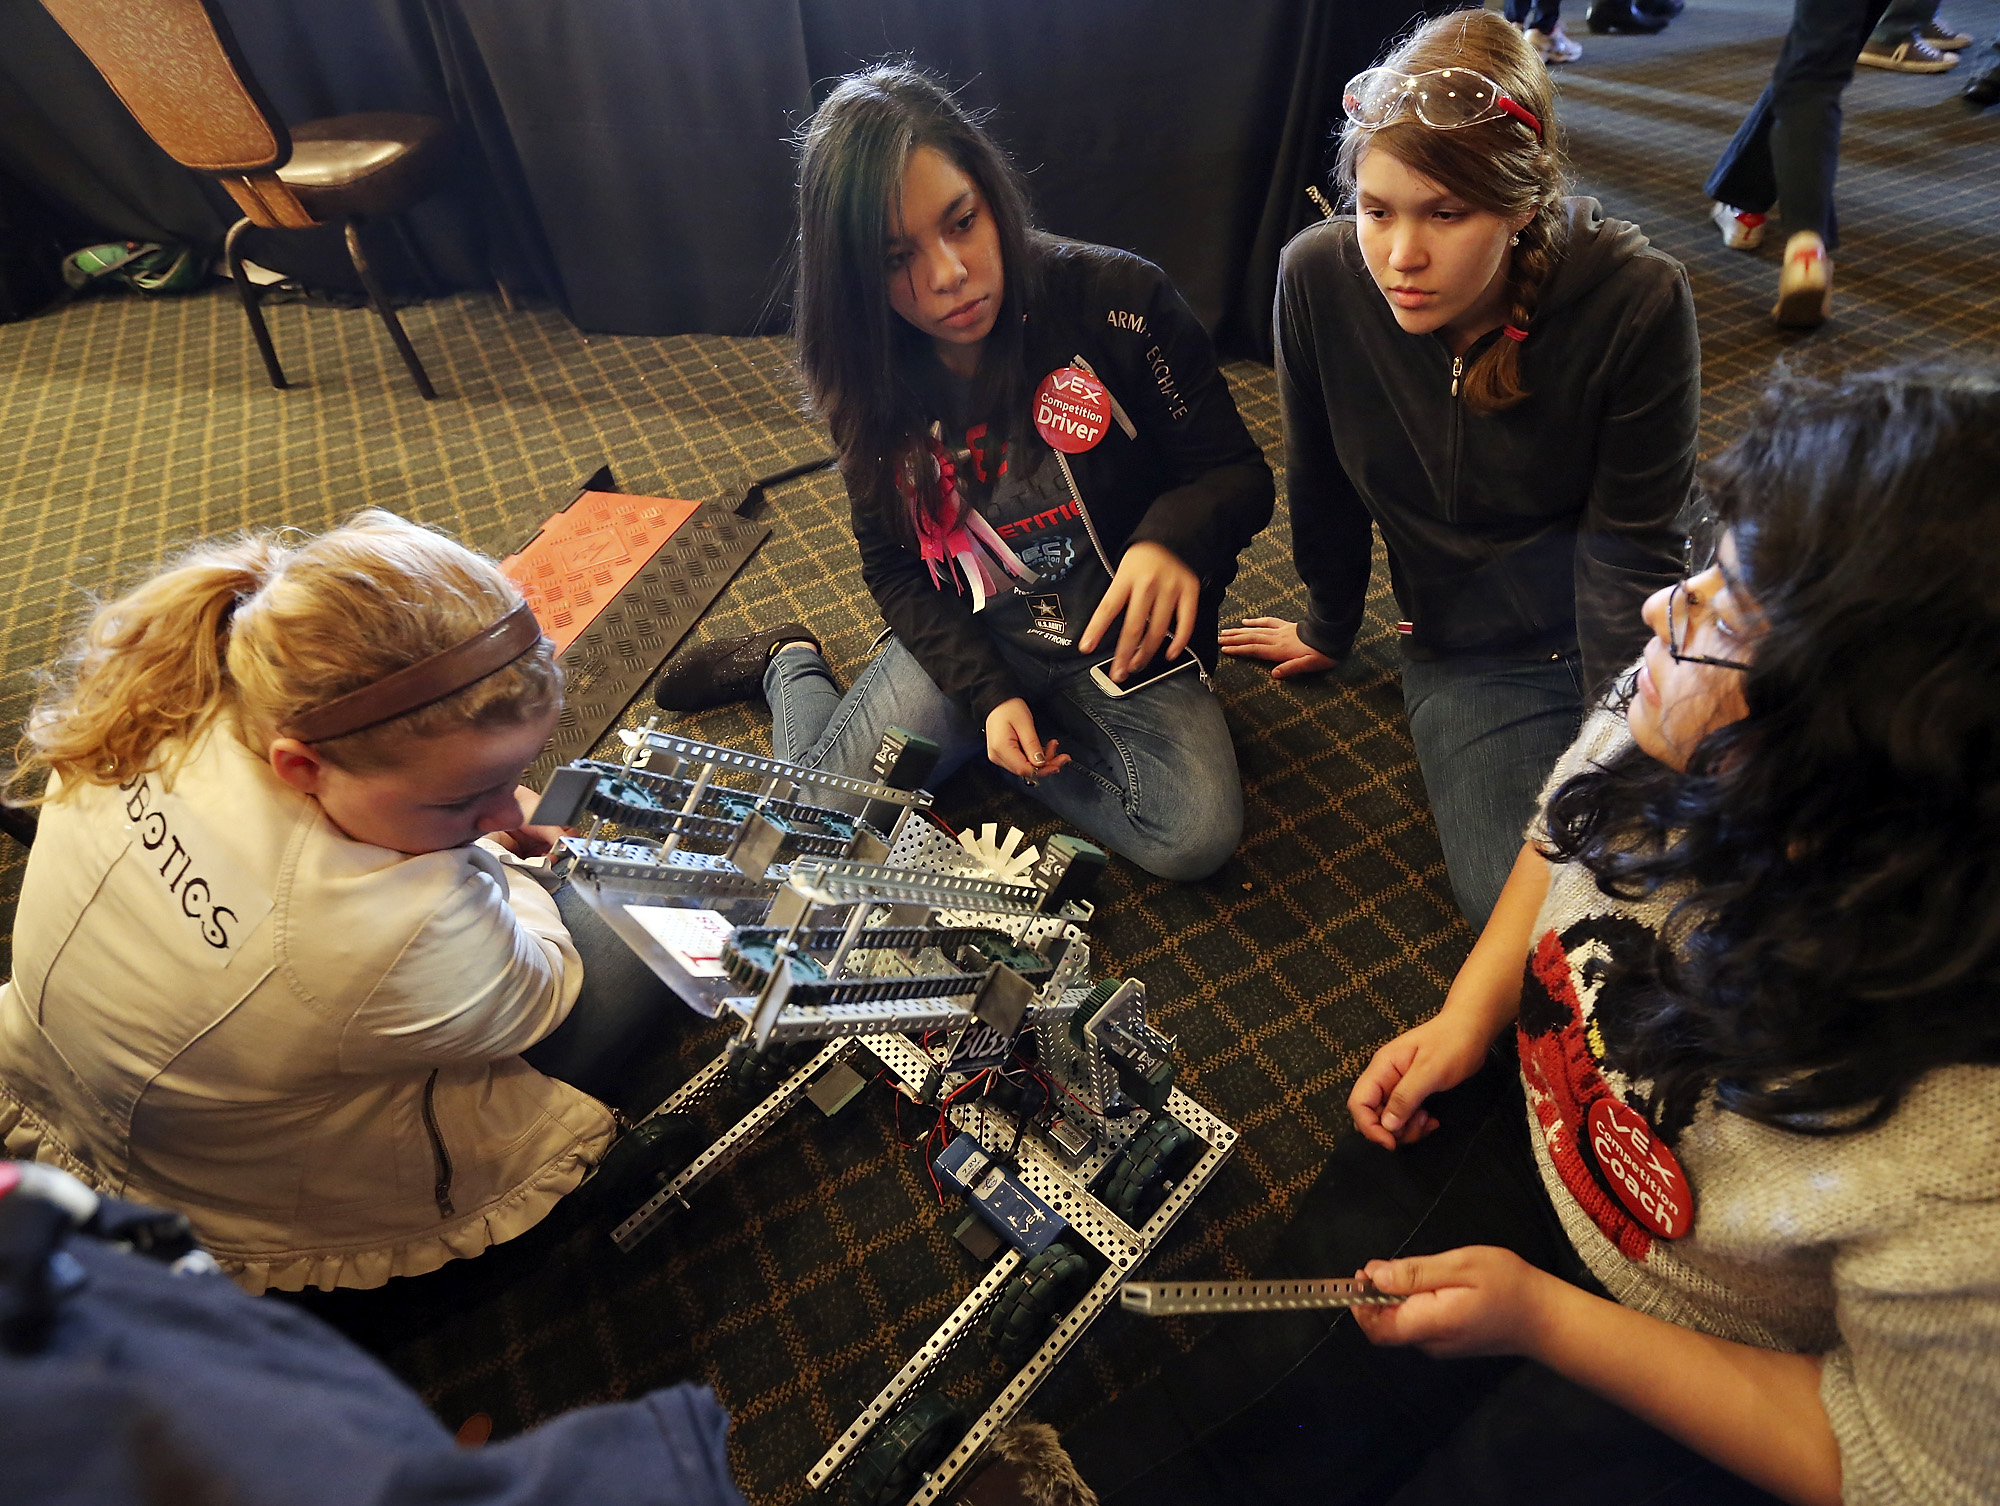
top-left (1341, 67), bottom-right (1545, 142)
top-left (1664, 548), bottom-right (1744, 672)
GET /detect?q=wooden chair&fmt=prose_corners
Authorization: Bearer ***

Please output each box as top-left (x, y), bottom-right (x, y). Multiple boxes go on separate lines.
top-left (39, 0), bottom-right (451, 399)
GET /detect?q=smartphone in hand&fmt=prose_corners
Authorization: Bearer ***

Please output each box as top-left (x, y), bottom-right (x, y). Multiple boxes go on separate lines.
top-left (1089, 647), bottom-right (1200, 698)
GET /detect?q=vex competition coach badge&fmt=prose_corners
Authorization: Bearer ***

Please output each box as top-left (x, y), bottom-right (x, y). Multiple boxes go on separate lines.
top-left (1586, 1097), bottom-right (1693, 1240)
top-left (1035, 366), bottom-right (1111, 453)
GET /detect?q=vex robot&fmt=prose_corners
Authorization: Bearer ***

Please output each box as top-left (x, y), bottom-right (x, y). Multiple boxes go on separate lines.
top-left (530, 725), bottom-right (1237, 1506)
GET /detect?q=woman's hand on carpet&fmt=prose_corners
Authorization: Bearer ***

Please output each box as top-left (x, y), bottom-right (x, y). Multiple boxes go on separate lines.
top-left (986, 699), bottom-right (1071, 780)
top-left (1353, 1246), bottom-right (1559, 1359)
top-left (1218, 617), bottom-right (1336, 679)
top-left (1347, 1011), bottom-right (1494, 1149)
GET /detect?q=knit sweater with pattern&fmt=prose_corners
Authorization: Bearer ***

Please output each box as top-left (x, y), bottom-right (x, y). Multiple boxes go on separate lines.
top-left (1518, 704), bottom-right (2000, 1506)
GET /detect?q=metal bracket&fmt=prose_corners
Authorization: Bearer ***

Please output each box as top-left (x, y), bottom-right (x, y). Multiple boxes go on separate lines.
top-left (1120, 1277), bottom-right (1404, 1316)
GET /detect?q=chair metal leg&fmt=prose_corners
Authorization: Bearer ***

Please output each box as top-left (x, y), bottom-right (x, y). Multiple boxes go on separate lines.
top-left (223, 216), bottom-right (287, 390)
top-left (344, 217), bottom-right (438, 401)
top-left (386, 213), bottom-right (442, 300)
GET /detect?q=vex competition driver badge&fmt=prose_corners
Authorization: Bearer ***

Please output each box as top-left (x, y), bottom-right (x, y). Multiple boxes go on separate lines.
top-left (1586, 1096), bottom-right (1693, 1240)
top-left (1034, 366), bottom-right (1111, 453)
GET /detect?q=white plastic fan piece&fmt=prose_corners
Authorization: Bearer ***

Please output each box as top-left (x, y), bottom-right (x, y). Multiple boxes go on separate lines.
top-left (956, 822), bottom-right (1041, 882)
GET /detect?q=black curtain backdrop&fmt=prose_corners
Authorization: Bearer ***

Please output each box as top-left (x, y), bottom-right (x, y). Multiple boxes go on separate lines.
top-left (0, 0), bottom-right (1453, 357)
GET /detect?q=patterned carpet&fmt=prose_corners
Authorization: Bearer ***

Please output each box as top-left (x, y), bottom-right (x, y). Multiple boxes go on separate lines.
top-left (0, 1), bottom-right (1995, 1499)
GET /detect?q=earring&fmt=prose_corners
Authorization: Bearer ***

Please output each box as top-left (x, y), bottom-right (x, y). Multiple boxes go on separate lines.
top-left (1510, 233), bottom-right (1521, 246)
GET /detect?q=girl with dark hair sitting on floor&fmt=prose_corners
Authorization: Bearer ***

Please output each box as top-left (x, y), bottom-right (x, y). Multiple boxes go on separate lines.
top-left (0, 512), bottom-right (682, 1293)
top-left (1223, 8), bottom-right (1694, 928)
top-left (653, 64), bottom-right (1274, 883)
top-left (1065, 365), bottom-right (2000, 1505)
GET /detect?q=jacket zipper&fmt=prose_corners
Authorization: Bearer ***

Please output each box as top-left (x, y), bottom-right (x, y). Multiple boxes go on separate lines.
top-left (1068, 353), bottom-right (1137, 438)
top-left (1053, 450), bottom-right (1118, 578)
top-left (1445, 354), bottom-right (1465, 526)
top-left (421, 1069), bottom-right (456, 1218)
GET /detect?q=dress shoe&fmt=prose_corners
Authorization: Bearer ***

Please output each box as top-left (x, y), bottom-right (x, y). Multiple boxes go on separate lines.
top-left (1965, 57), bottom-right (2000, 106)
top-left (1587, 0), bottom-right (1669, 34)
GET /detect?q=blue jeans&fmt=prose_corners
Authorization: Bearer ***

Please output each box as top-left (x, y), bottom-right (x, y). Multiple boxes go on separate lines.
top-left (1704, 0), bottom-right (1895, 248)
top-left (765, 637), bottom-right (1243, 882)
top-left (1504, 0), bottom-right (1561, 34)
top-left (1400, 651), bottom-right (1586, 930)
top-left (1870, 0), bottom-right (1937, 41)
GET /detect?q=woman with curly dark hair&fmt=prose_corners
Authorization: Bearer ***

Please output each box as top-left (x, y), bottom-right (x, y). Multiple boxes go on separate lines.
top-left (1066, 366), bottom-right (2000, 1506)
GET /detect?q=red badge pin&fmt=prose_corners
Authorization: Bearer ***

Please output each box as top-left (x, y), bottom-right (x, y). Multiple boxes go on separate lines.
top-left (1586, 1097), bottom-right (1694, 1240)
top-left (1034, 366), bottom-right (1112, 453)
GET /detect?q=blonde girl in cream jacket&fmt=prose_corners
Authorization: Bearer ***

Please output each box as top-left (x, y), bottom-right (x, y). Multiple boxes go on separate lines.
top-left (0, 511), bottom-right (616, 1293)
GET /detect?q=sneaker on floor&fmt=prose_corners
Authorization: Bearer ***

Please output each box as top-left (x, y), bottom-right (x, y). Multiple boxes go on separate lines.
top-left (652, 624), bottom-right (821, 711)
top-left (1916, 17), bottom-right (1973, 48)
top-left (1525, 23), bottom-right (1584, 62)
top-left (1772, 232), bottom-right (1832, 329)
top-left (1858, 32), bottom-right (1960, 70)
top-left (1711, 201), bottom-right (1768, 250)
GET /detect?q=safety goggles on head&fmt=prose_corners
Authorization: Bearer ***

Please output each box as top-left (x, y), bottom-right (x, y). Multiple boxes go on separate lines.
top-left (1341, 67), bottom-right (1544, 143)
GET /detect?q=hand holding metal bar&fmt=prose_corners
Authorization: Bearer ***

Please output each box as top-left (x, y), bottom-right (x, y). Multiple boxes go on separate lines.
top-left (1119, 1277), bottom-right (1405, 1315)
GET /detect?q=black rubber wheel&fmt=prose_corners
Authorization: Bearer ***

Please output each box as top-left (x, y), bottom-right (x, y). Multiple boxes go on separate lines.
top-left (846, 1391), bottom-right (966, 1506)
top-left (984, 1241), bottom-right (1092, 1367)
top-left (726, 1039), bottom-right (816, 1098)
top-left (1099, 1116), bottom-right (1195, 1227)
top-left (589, 1112), bottom-right (705, 1206)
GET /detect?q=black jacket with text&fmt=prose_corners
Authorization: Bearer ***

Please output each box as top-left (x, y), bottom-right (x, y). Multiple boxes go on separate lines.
top-left (1277, 198), bottom-right (1697, 698)
top-left (851, 236), bottom-right (1276, 727)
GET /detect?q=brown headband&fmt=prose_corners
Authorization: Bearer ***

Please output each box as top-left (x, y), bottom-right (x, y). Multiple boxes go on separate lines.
top-left (281, 602), bottom-right (546, 743)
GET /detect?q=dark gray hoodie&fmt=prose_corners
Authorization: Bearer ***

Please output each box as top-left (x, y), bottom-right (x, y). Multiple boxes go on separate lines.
top-left (1276, 197), bottom-right (1697, 697)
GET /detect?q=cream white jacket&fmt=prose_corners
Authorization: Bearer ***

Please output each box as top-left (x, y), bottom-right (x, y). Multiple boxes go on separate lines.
top-left (0, 729), bottom-right (616, 1292)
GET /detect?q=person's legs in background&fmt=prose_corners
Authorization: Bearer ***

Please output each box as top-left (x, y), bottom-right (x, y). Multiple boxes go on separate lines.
top-left (1859, 0), bottom-right (1967, 69)
top-left (1398, 652), bottom-right (1585, 931)
top-left (1704, 0), bottom-right (1893, 326)
top-left (1506, 0), bottom-right (1584, 62)
top-left (1585, 0), bottom-right (1677, 38)
top-left (1967, 25), bottom-right (2000, 103)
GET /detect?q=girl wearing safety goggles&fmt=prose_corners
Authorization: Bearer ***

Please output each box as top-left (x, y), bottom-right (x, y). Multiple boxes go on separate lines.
top-left (1221, 8), bottom-right (1697, 929)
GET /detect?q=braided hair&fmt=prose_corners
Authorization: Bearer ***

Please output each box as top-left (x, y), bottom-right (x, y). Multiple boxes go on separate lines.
top-left (1334, 8), bottom-right (1568, 415)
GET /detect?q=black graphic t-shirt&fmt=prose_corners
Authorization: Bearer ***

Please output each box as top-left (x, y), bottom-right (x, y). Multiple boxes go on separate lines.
top-left (930, 368), bottom-right (1111, 659)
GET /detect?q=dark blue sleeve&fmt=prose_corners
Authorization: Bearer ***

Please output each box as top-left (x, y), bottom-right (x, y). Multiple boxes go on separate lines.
top-left (0, 1234), bottom-right (748, 1506)
top-left (378, 1386), bottom-right (750, 1506)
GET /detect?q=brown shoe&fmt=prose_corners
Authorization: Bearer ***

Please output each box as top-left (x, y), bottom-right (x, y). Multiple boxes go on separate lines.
top-left (1773, 232), bottom-right (1833, 328)
top-left (1858, 32), bottom-right (1960, 71)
